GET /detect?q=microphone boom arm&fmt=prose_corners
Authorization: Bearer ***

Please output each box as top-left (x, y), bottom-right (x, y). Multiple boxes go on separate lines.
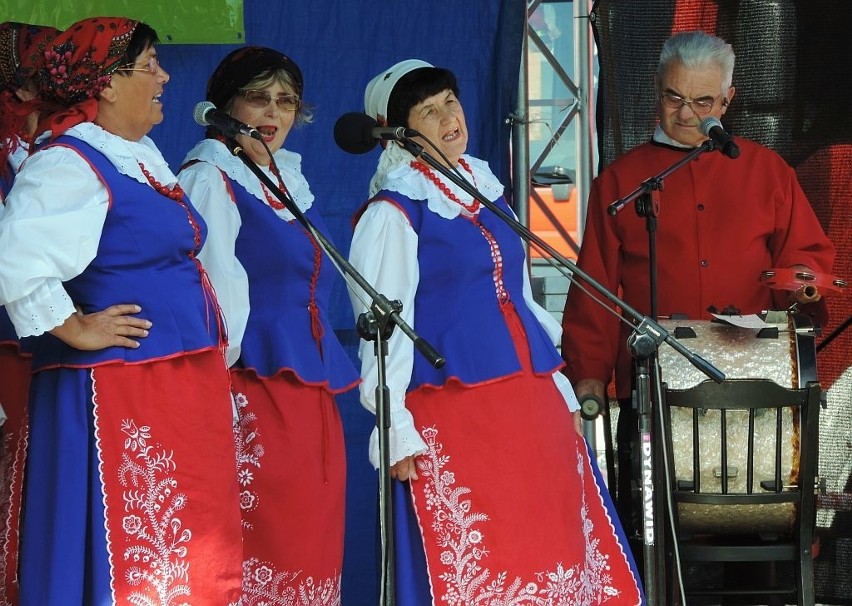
top-left (397, 138), bottom-right (723, 384)
top-left (222, 137), bottom-right (445, 370)
top-left (607, 139), bottom-right (714, 216)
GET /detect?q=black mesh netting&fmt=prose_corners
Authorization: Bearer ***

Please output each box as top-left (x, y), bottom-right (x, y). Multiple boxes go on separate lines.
top-left (590, 1), bottom-right (852, 603)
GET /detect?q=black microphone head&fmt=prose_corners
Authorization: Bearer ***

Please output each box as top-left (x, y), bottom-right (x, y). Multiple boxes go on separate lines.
top-left (699, 116), bottom-right (722, 137)
top-left (699, 116), bottom-right (740, 158)
top-left (193, 101), bottom-right (216, 127)
top-left (334, 112), bottom-right (380, 154)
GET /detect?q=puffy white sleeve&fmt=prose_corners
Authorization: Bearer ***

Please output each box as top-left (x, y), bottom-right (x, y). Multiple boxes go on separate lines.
top-left (520, 242), bottom-right (580, 412)
top-left (179, 161), bottom-right (250, 367)
top-left (0, 146), bottom-right (108, 337)
top-left (348, 200), bottom-right (427, 468)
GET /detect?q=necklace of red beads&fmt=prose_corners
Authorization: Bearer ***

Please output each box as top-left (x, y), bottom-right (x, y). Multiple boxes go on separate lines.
top-left (138, 161), bottom-right (203, 252)
top-left (261, 159), bottom-right (291, 210)
top-left (410, 157), bottom-right (479, 213)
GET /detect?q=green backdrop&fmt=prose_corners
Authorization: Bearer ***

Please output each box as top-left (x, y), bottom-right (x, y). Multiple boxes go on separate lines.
top-left (2, 0), bottom-right (244, 44)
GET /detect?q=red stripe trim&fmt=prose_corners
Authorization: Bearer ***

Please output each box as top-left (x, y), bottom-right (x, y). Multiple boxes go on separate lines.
top-left (32, 345), bottom-right (219, 373)
top-left (235, 365), bottom-right (361, 395)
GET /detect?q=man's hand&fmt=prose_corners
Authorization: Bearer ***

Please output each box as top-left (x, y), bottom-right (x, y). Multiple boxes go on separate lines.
top-left (574, 378), bottom-right (606, 402)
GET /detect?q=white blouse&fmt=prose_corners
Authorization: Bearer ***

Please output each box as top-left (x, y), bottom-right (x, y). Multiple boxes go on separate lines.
top-left (179, 139), bottom-right (314, 366)
top-left (349, 153), bottom-right (579, 469)
top-left (0, 123), bottom-right (180, 337)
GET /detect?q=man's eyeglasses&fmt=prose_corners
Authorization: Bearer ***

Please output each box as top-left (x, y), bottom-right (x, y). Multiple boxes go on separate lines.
top-left (115, 56), bottom-right (161, 75)
top-left (240, 90), bottom-right (301, 111)
top-left (660, 91), bottom-right (723, 115)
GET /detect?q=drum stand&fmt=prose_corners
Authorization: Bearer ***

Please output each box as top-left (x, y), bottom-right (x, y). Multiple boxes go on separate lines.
top-left (224, 137), bottom-right (446, 606)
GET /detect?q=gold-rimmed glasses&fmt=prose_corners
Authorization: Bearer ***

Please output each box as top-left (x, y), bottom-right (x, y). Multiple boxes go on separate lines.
top-left (660, 90), bottom-right (722, 115)
top-left (115, 56), bottom-right (161, 75)
top-left (240, 89), bottom-right (301, 111)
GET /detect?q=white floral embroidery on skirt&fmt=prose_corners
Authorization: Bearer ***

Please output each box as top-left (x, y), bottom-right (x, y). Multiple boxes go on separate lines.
top-left (118, 419), bottom-right (193, 605)
top-left (417, 426), bottom-right (624, 605)
top-left (241, 558), bottom-right (341, 606)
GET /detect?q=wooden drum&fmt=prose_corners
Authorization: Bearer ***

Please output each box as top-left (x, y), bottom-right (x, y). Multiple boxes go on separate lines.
top-left (657, 314), bottom-right (816, 534)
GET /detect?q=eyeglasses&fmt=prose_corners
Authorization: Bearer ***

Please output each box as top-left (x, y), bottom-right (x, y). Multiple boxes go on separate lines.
top-left (115, 56), bottom-right (161, 75)
top-left (660, 91), bottom-right (722, 115)
top-left (240, 89), bottom-right (301, 111)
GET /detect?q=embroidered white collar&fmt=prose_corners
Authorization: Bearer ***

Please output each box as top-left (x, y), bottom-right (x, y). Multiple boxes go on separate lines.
top-left (39, 123), bottom-right (179, 188)
top-left (182, 139), bottom-right (314, 220)
top-left (373, 146), bottom-right (504, 220)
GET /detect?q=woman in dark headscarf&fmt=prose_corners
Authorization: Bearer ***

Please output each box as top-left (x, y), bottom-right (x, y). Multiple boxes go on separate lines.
top-left (0, 17), bottom-right (243, 604)
top-left (0, 21), bottom-right (58, 194)
top-left (348, 59), bottom-right (644, 605)
top-left (179, 47), bottom-right (359, 604)
top-left (0, 20), bottom-right (59, 604)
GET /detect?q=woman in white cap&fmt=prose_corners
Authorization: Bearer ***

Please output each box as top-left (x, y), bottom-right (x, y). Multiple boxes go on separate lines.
top-left (348, 60), bottom-right (644, 604)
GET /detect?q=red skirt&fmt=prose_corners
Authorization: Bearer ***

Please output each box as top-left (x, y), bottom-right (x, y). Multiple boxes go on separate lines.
top-left (405, 307), bottom-right (642, 604)
top-left (19, 351), bottom-right (245, 604)
top-left (93, 352), bottom-right (244, 604)
top-left (232, 370), bottom-right (346, 605)
top-left (0, 345), bottom-right (30, 605)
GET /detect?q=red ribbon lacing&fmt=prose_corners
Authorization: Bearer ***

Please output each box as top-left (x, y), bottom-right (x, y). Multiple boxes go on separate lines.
top-left (139, 163), bottom-right (229, 354)
top-left (411, 158), bottom-right (509, 305)
top-left (263, 160), bottom-right (329, 479)
top-left (263, 160), bottom-right (325, 349)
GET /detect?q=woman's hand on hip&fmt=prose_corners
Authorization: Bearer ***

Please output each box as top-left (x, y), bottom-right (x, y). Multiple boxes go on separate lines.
top-left (50, 304), bottom-right (152, 351)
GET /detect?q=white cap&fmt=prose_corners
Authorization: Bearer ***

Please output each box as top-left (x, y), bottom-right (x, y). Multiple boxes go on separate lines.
top-left (363, 59), bottom-right (433, 122)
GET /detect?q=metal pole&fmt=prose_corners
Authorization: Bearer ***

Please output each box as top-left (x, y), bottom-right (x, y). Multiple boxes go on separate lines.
top-left (574, 0), bottom-right (598, 447)
top-left (512, 8), bottom-right (531, 254)
top-left (573, 0), bottom-right (596, 239)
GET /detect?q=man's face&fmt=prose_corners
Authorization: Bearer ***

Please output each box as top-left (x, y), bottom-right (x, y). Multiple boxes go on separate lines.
top-left (656, 60), bottom-right (735, 147)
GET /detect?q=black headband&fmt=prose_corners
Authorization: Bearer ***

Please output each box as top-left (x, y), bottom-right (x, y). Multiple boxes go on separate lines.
top-left (206, 46), bottom-right (303, 111)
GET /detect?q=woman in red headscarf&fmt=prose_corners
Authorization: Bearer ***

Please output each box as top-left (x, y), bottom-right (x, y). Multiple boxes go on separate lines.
top-left (0, 20), bottom-right (58, 604)
top-left (0, 17), bottom-right (243, 605)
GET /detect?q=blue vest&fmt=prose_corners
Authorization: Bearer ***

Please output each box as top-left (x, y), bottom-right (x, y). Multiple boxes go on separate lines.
top-left (228, 175), bottom-right (358, 391)
top-left (0, 310), bottom-right (26, 351)
top-left (376, 191), bottom-right (562, 390)
top-left (31, 137), bottom-right (221, 370)
top-left (0, 164), bottom-right (12, 200)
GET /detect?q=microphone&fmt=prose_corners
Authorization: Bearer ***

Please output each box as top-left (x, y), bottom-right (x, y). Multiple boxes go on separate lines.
top-left (699, 116), bottom-right (740, 159)
top-left (333, 112), bottom-right (420, 154)
top-left (193, 101), bottom-right (261, 140)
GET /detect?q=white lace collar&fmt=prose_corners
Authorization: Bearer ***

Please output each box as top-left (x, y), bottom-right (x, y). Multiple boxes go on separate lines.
top-left (373, 146), bottom-right (505, 220)
top-left (182, 139), bottom-right (314, 221)
top-left (39, 123), bottom-right (178, 188)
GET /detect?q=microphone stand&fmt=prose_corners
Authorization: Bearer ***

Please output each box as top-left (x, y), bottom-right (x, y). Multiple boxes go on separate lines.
top-left (608, 139), bottom-right (717, 604)
top-left (222, 138), bottom-right (445, 606)
top-left (397, 137), bottom-right (723, 606)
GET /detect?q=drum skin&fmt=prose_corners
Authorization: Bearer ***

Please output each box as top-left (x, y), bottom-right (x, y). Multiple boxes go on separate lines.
top-left (658, 315), bottom-right (813, 535)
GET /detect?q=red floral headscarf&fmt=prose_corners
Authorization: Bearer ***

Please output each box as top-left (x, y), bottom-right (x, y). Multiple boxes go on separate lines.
top-left (36, 16), bottom-right (139, 139)
top-left (0, 22), bottom-right (60, 178)
top-left (0, 22), bottom-right (60, 92)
